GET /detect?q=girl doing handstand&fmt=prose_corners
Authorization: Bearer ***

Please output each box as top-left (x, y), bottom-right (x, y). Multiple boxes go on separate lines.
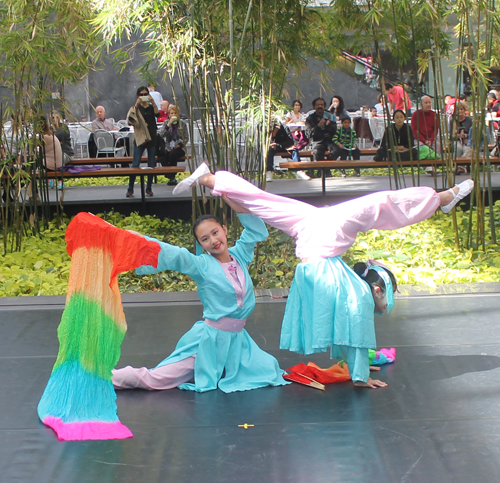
top-left (174, 164), bottom-right (474, 389)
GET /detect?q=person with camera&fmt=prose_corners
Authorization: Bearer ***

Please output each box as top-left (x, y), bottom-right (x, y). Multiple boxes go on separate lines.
top-left (125, 86), bottom-right (159, 198)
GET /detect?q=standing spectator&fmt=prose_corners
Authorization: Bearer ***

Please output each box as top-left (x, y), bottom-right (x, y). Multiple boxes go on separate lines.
top-left (51, 111), bottom-right (74, 164)
top-left (91, 106), bottom-right (115, 132)
top-left (126, 86), bottom-right (159, 198)
top-left (157, 100), bottom-right (170, 123)
top-left (148, 83), bottom-right (163, 110)
top-left (158, 104), bottom-right (189, 186)
top-left (305, 97), bottom-right (337, 161)
top-left (411, 95), bottom-right (440, 152)
top-left (328, 95), bottom-right (349, 119)
top-left (385, 83), bottom-right (412, 113)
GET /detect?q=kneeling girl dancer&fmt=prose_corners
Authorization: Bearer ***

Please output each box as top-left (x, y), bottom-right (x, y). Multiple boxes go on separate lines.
top-left (112, 196), bottom-right (289, 393)
top-left (174, 164), bottom-right (474, 388)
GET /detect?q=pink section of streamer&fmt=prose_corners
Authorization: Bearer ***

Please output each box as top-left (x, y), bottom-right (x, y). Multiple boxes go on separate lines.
top-left (43, 416), bottom-right (133, 441)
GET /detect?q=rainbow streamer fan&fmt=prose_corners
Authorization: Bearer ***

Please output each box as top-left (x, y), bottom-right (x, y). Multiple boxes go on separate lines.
top-left (38, 213), bottom-right (160, 441)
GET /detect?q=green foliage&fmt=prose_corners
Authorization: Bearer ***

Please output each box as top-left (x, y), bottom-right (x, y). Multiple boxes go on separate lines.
top-left (0, 0), bottom-right (101, 251)
top-left (2, 205), bottom-right (500, 298)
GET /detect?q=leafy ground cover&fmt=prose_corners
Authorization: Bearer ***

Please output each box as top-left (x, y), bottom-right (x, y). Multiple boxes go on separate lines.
top-left (1, 203), bottom-right (499, 297)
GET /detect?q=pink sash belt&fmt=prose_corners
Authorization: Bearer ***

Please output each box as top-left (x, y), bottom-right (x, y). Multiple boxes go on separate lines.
top-left (204, 317), bottom-right (246, 333)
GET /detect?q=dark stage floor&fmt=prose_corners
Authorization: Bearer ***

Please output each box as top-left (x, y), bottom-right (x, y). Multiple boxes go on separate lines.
top-left (2, 288), bottom-right (500, 483)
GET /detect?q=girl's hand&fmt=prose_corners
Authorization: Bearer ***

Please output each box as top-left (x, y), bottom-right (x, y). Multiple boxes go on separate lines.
top-left (353, 378), bottom-right (388, 388)
top-left (369, 366), bottom-right (381, 371)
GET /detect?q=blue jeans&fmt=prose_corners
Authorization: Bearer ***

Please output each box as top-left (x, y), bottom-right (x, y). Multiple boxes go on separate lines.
top-left (128, 143), bottom-right (156, 190)
top-left (266, 147), bottom-right (299, 171)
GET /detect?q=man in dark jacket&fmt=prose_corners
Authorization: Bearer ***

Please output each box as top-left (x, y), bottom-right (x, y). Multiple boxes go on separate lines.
top-left (305, 97), bottom-right (337, 161)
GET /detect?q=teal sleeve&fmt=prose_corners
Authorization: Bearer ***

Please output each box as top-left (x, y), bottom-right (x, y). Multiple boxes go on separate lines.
top-left (229, 213), bottom-right (268, 266)
top-left (136, 236), bottom-right (206, 281)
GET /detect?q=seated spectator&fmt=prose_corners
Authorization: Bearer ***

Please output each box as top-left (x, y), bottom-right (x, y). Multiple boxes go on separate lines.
top-left (373, 110), bottom-right (418, 162)
top-left (157, 100), bottom-right (170, 123)
top-left (284, 100), bottom-right (308, 154)
top-left (1, 114), bottom-right (22, 162)
top-left (264, 120), bottom-right (302, 181)
top-left (449, 102), bottom-right (472, 158)
top-left (411, 95), bottom-right (440, 152)
top-left (328, 95), bottom-right (349, 119)
top-left (385, 82), bottom-right (412, 113)
top-left (51, 111), bottom-right (74, 164)
top-left (331, 115), bottom-right (361, 177)
top-left (305, 97), bottom-right (337, 161)
top-left (444, 94), bottom-right (455, 121)
top-left (285, 100), bottom-right (306, 127)
top-left (487, 92), bottom-right (500, 130)
top-left (91, 106), bottom-right (115, 132)
top-left (374, 93), bottom-right (387, 117)
top-left (158, 104), bottom-right (189, 186)
top-left (41, 116), bottom-right (63, 172)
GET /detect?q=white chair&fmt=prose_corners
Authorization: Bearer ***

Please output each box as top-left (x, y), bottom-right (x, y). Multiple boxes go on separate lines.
top-left (94, 130), bottom-right (126, 157)
top-left (369, 117), bottom-right (385, 147)
top-left (72, 127), bottom-right (91, 158)
top-left (116, 120), bottom-right (128, 129)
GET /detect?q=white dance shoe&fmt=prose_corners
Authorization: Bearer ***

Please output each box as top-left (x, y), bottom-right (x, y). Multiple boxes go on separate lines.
top-left (172, 163), bottom-right (210, 195)
top-left (441, 179), bottom-right (474, 214)
top-left (296, 170), bottom-right (310, 180)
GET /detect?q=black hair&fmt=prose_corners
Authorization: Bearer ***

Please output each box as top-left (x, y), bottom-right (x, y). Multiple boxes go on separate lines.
top-left (192, 214), bottom-right (224, 241)
top-left (292, 99), bottom-right (303, 109)
top-left (330, 95), bottom-right (345, 117)
top-left (393, 109), bottom-right (406, 120)
top-left (352, 262), bottom-right (397, 293)
top-left (340, 114), bottom-right (351, 122)
top-left (312, 97), bottom-right (325, 108)
top-left (385, 82), bottom-right (394, 90)
top-left (136, 86), bottom-right (149, 96)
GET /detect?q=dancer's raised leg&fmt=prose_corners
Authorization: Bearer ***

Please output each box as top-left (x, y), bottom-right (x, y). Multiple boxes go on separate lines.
top-left (198, 170), bottom-right (317, 237)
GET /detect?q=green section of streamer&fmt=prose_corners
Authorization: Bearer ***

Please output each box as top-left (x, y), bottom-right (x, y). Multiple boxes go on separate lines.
top-left (53, 292), bottom-right (126, 380)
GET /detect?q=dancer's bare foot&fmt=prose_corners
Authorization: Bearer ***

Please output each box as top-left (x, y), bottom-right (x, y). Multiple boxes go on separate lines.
top-left (197, 173), bottom-right (216, 190)
top-left (440, 179), bottom-right (474, 213)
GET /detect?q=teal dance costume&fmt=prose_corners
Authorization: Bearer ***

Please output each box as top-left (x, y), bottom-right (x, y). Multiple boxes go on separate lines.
top-left (113, 213), bottom-right (289, 393)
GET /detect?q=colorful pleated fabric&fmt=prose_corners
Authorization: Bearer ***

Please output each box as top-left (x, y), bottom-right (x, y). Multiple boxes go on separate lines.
top-left (38, 213), bottom-right (160, 441)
